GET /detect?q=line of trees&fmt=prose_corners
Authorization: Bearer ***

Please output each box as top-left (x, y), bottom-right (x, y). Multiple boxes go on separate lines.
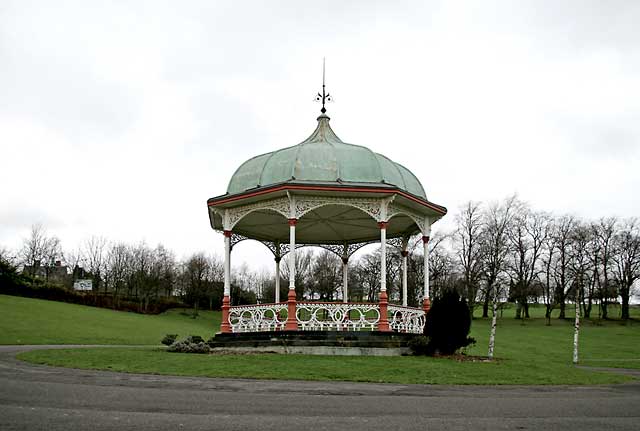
top-left (432, 196), bottom-right (640, 321)
top-left (1, 196), bottom-right (639, 319)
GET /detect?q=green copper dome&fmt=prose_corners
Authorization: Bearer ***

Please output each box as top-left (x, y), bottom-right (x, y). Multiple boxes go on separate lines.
top-left (227, 114), bottom-right (427, 198)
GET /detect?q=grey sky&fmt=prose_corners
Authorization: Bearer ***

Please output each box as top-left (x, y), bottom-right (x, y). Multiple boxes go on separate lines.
top-left (1, 0), bottom-right (639, 269)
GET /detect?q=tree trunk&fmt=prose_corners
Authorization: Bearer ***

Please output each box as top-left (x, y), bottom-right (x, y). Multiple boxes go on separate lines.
top-left (573, 301), bottom-right (580, 364)
top-left (482, 292), bottom-right (490, 318)
top-left (545, 305), bottom-right (552, 326)
top-left (488, 296), bottom-right (498, 360)
top-left (601, 298), bottom-right (608, 319)
top-left (621, 286), bottom-right (630, 320)
top-left (559, 301), bottom-right (566, 319)
top-left (515, 302), bottom-right (522, 319)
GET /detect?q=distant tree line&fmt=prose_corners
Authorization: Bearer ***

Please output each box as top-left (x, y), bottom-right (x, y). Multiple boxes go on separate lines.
top-left (1, 196), bottom-right (638, 319)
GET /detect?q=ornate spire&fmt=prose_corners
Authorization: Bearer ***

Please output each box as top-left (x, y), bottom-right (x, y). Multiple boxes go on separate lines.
top-left (314, 58), bottom-right (332, 114)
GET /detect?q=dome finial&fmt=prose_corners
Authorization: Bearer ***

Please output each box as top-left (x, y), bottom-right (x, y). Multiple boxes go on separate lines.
top-left (314, 57), bottom-right (332, 115)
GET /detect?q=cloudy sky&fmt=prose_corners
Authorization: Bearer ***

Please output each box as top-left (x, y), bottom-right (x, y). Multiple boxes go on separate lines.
top-left (1, 0), bottom-right (639, 270)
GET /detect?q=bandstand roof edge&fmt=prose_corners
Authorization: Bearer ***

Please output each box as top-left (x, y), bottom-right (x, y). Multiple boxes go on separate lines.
top-left (207, 184), bottom-right (446, 244)
top-left (207, 181), bottom-right (446, 215)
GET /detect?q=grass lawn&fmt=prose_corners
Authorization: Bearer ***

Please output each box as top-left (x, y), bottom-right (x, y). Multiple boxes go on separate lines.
top-left (4, 294), bottom-right (640, 384)
top-left (0, 294), bottom-right (220, 345)
top-left (18, 345), bottom-right (631, 385)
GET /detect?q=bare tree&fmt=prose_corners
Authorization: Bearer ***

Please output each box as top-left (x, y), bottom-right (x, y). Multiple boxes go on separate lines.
top-left (591, 217), bottom-right (618, 319)
top-left (353, 250), bottom-right (382, 302)
top-left (281, 248), bottom-right (313, 300)
top-left (481, 196), bottom-right (517, 359)
top-left (311, 249), bottom-right (341, 301)
top-left (540, 221), bottom-right (556, 325)
top-left (613, 218), bottom-right (640, 320)
top-left (569, 223), bottom-right (594, 319)
top-left (428, 232), bottom-right (456, 299)
top-left (20, 224), bottom-right (62, 280)
top-left (82, 236), bottom-right (107, 292)
top-left (104, 242), bottom-right (130, 307)
top-left (154, 244), bottom-right (176, 298)
top-left (455, 201), bottom-right (484, 317)
top-left (181, 252), bottom-right (210, 316)
top-left (506, 205), bottom-right (548, 319)
top-left (550, 215), bottom-right (578, 319)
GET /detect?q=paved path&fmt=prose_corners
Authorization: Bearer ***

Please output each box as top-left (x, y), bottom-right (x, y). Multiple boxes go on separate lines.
top-left (1, 345), bottom-right (639, 431)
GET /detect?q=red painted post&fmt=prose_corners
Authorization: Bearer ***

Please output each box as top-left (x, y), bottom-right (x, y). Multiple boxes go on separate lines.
top-left (285, 288), bottom-right (298, 330)
top-left (378, 290), bottom-right (390, 332)
top-left (221, 295), bottom-right (231, 333)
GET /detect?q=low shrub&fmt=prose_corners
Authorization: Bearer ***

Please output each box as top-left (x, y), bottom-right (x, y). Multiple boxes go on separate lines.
top-left (186, 335), bottom-right (204, 344)
top-left (167, 339), bottom-right (210, 354)
top-left (161, 334), bottom-right (178, 346)
top-left (407, 335), bottom-right (430, 356)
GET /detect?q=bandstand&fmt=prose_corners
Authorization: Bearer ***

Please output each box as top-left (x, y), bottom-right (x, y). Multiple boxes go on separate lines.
top-left (207, 97), bottom-right (446, 345)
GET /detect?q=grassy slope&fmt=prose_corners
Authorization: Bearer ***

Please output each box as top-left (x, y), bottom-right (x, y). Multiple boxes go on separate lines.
top-left (0, 294), bottom-right (220, 345)
top-left (5, 294), bottom-right (639, 384)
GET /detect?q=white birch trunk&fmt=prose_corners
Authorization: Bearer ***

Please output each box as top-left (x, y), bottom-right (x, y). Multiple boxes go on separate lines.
top-left (573, 301), bottom-right (580, 364)
top-left (488, 290), bottom-right (498, 360)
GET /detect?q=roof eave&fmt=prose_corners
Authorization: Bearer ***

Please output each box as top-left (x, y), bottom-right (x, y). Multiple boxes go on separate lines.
top-left (207, 181), bottom-right (447, 217)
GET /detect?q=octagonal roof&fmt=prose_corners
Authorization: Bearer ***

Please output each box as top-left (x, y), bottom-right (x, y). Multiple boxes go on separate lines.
top-left (227, 114), bottom-right (427, 199)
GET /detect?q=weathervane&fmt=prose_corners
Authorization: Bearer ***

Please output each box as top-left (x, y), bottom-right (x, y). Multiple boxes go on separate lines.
top-left (315, 58), bottom-right (332, 114)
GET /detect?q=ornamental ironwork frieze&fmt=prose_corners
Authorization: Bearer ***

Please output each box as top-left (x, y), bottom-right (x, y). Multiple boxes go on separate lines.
top-left (388, 203), bottom-right (428, 234)
top-left (293, 195), bottom-right (386, 221)
top-left (223, 196), bottom-right (291, 230)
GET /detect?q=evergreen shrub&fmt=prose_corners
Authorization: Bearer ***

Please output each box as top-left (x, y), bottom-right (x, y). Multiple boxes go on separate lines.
top-left (415, 290), bottom-right (475, 356)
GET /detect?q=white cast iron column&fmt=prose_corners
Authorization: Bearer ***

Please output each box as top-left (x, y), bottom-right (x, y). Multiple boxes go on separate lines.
top-left (342, 255), bottom-right (349, 303)
top-left (285, 218), bottom-right (298, 330)
top-left (275, 256), bottom-right (281, 303)
top-left (221, 230), bottom-right (232, 333)
top-left (402, 236), bottom-right (409, 307)
top-left (422, 234), bottom-right (431, 313)
top-left (378, 221), bottom-right (390, 331)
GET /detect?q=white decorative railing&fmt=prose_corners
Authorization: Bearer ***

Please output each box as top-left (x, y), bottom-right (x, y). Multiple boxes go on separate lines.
top-left (228, 303), bottom-right (287, 333)
top-left (388, 305), bottom-right (426, 334)
top-left (227, 302), bottom-right (425, 333)
top-left (296, 302), bottom-right (380, 331)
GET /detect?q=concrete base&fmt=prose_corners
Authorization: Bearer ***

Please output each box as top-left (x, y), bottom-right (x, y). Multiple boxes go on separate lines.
top-left (211, 345), bottom-right (410, 356)
top-left (208, 330), bottom-right (419, 356)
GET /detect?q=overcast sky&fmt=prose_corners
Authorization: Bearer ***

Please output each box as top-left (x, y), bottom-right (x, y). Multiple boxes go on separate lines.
top-left (1, 0), bottom-right (639, 270)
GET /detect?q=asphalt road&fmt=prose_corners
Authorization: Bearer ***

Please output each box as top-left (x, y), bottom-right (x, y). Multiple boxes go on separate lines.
top-left (1, 345), bottom-right (639, 431)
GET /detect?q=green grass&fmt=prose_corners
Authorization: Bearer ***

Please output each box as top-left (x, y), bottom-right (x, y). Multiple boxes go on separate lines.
top-left (17, 344), bottom-right (631, 385)
top-left (0, 294), bottom-right (220, 345)
top-left (5, 295), bottom-right (640, 384)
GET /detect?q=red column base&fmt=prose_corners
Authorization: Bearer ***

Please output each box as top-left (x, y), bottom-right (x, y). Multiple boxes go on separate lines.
top-left (378, 290), bottom-right (391, 332)
top-left (422, 298), bottom-right (431, 315)
top-left (220, 295), bottom-right (231, 333)
top-left (285, 289), bottom-right (298, 331)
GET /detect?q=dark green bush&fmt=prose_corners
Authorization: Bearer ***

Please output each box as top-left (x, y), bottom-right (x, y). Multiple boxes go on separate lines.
top-left (422, 291), bottom-right (475, 355)
top-left (186, 335), bottom-right (204, 344)
top-left (407, 335), bottom-right (430, 356)
top-left (161, 334), bottom-right (178, 346)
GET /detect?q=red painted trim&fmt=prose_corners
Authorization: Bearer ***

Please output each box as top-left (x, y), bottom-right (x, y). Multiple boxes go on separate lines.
top-left (220, 295), bottom-right (231, 333)
top-left (401, 250), bottom-right (409, 257)
top-left (288, 218), bottom-right (298, 226)
top-left (223, 230), bottom-right (232, 237)
top-left (377, 221), bottom-right (389, 229)
top-left (208, 184), bottom-right (447, 215)
top-left (422, 235), bottom-right (430, 244)
top-left (378, 290), bottom-right (390, 332)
